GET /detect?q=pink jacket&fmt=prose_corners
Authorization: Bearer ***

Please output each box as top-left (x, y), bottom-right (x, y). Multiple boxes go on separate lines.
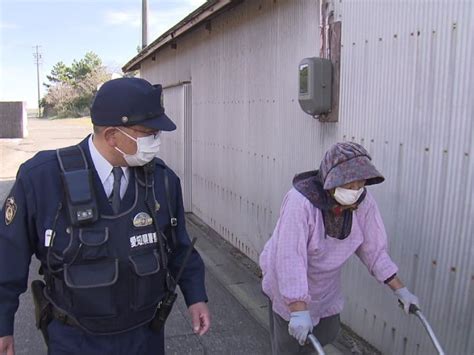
top-left (259, 188), bottom-right (398, 325)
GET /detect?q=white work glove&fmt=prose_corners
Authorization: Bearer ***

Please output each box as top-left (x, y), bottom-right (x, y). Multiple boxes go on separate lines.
top-left (288, 310), bottom-right (313, 346)
top-left (395, 287), bottom-right (420, 314)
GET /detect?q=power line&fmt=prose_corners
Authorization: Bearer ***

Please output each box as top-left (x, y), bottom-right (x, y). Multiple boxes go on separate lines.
top-left (33, 45), bottom-right (42, 117)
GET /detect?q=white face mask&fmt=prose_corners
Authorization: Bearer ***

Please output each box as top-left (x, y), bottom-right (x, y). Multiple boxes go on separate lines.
top-left (333, 187), bottom-right (364, 206)
top-left (115, 128), bottom-right (161, 167)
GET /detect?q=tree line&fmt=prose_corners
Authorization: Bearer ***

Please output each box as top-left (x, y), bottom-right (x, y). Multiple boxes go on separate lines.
top-left (41, 52), bottom-right (112, 118)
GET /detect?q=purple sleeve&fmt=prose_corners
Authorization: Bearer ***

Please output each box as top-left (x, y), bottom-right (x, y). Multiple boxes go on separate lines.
top-left (355, 193), bottom-right (398, 283)
top-left (274, 189), bottom-right (312, 305)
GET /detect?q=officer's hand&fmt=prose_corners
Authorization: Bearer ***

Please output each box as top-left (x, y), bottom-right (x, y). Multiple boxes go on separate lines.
top-left (188, 302), bottom-right (210, 336)
top-left (0, 335), bottom-right (14, 355)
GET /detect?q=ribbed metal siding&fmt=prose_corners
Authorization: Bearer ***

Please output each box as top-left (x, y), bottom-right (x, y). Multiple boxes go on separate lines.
top-left (339, 1), bottom-right (473, 354)
top-left (183, 84), bottom-right (193, 212)
top-left (159, 85), bottom-right (185, 202)
top-left (139, 0), bottom-right (472, 353)
top-left (160, 84), bottom-right (193, 212)
top-left (144, 0), bottom-right (328, 261)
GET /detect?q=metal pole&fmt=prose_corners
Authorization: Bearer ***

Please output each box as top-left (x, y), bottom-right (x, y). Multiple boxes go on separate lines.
top-left (414, 310), bottom-right (446, 355)
top-left (33, 45), bottom-right (42, 117)
top-left (307, 334), bottom-right (326, 355)
top-left (142, 0), bottom-right (148, 49)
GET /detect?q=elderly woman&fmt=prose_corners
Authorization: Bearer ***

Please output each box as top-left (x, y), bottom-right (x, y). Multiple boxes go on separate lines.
top-left (259, 142), bottom-right (420, 354)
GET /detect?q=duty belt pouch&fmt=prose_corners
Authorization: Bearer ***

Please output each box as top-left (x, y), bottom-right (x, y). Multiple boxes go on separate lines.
top-left (31, 280), bottom-right (52, 344)
top-left (56, 146), bottom-right (98, 226)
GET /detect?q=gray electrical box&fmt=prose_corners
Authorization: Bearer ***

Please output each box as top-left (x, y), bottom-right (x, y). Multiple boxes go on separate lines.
top-left (298, 57), bottom-right (332, 116)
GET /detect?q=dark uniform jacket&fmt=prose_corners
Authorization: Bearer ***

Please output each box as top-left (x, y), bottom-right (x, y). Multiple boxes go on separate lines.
top-left (0, 136), bottom-right (207, 336)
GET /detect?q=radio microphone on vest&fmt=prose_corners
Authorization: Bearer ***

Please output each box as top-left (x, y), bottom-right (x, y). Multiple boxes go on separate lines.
top-left (143, 160), bottom-right (156, 175)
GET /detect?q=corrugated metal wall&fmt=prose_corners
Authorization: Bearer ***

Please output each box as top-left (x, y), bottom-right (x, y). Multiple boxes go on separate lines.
top-left (160, 84), bottom-right (193, 212)
top-left (159, 84), bottom-right (184, 182)
top-left (140, 0), bottom-right (473, 353)
top-left (183, 84), bottom-right (192, 212)
top-left (339, 2), bottom-right (473, 354)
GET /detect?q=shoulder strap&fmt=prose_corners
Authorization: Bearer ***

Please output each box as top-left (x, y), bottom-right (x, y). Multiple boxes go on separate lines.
top-left (56, 145), bottom-right (89, 172)
top-left (56, 145), bottom-right (98, 226)
top-left (163, 168), bottom-right (177, 248)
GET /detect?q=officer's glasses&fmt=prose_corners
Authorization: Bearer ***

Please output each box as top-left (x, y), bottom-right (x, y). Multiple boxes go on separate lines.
top-left (125, 127), bottom-right (161, 139)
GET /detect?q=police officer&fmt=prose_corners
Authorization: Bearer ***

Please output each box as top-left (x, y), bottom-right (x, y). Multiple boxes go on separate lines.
top-left (0, 77), bottom-right (210, 355)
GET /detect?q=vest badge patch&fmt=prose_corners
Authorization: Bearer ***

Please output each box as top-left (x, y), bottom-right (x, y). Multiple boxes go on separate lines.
top-left (133, 212), bottom-right (153, 228)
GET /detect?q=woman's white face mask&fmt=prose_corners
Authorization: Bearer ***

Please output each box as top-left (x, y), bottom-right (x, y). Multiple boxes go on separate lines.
top-left (114, 128), bottom-right (161, 167)
top-left (333, 187), bottom-right (364, 206)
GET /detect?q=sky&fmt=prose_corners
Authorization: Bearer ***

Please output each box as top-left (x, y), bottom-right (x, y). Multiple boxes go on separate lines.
top-left (0, 0), bottom-right (206, 108)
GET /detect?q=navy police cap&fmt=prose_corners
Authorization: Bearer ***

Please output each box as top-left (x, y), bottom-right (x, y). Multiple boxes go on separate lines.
top-left (90, 77), bottom-right (176, 131)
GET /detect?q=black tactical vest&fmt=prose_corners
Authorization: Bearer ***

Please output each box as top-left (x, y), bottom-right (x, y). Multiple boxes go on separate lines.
top-left (44, 145), bottom-right (172, 335)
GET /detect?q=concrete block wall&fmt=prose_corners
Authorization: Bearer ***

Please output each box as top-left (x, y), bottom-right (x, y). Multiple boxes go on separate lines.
top-left (0, 102), bottom-right (28, 138)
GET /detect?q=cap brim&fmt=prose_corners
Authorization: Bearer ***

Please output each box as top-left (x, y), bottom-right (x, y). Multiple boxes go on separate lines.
top-left (323, 156), bottom-right (385, 190)
top-left (138, 113), bottom-right (177, 131)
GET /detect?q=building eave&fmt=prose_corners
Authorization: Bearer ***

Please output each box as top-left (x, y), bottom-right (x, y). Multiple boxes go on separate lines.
top-left (122, 0), bottom-right (239, 72)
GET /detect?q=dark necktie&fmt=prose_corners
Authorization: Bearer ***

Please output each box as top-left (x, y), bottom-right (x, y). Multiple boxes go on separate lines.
top-left (111, 167), bottom-right (123, 214)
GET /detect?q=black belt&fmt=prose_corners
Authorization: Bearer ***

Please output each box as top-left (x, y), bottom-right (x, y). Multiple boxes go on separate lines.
top-left (51, 308), bottom-right (78, 327)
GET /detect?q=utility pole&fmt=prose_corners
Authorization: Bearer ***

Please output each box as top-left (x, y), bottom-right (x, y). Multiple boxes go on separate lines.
top-left (33, 45), bottom-right (42, 117)
top-left (142, 0), bottom-right (148, 49)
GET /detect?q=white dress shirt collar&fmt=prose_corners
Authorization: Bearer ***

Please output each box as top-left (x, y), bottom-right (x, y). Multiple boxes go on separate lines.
top-left (88, 135), bottom-right (129, 185)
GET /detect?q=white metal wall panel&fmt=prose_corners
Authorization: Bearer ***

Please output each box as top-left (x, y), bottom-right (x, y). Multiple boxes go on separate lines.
top-left (339, 2), bottom-right (473, 354)
top-left (183, 84), bottom-right (192, 212)
top-left (139, 0), bottom-right (473, 353)
top-left (159, 84), bottom-right (193, 212)
top-left (159, 86), bottom-right (185, 203)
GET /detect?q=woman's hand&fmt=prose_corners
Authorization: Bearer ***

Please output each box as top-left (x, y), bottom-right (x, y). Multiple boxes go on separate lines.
top-left (388, 276), bottom-right (420, 313)
top-left (288, 311), bottom-right (313, 345)
top-left (395, 287), bottom-right (420, 314)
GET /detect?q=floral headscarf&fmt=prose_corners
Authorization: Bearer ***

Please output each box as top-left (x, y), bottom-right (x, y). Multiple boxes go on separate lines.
top-left (293, 142), bottom-right (384, 239)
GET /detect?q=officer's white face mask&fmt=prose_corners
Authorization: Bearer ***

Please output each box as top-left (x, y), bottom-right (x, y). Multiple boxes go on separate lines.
top-left (333, 187), bottom-right (364, 206)
top-left (114, 128), bottom-right (161, 167)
